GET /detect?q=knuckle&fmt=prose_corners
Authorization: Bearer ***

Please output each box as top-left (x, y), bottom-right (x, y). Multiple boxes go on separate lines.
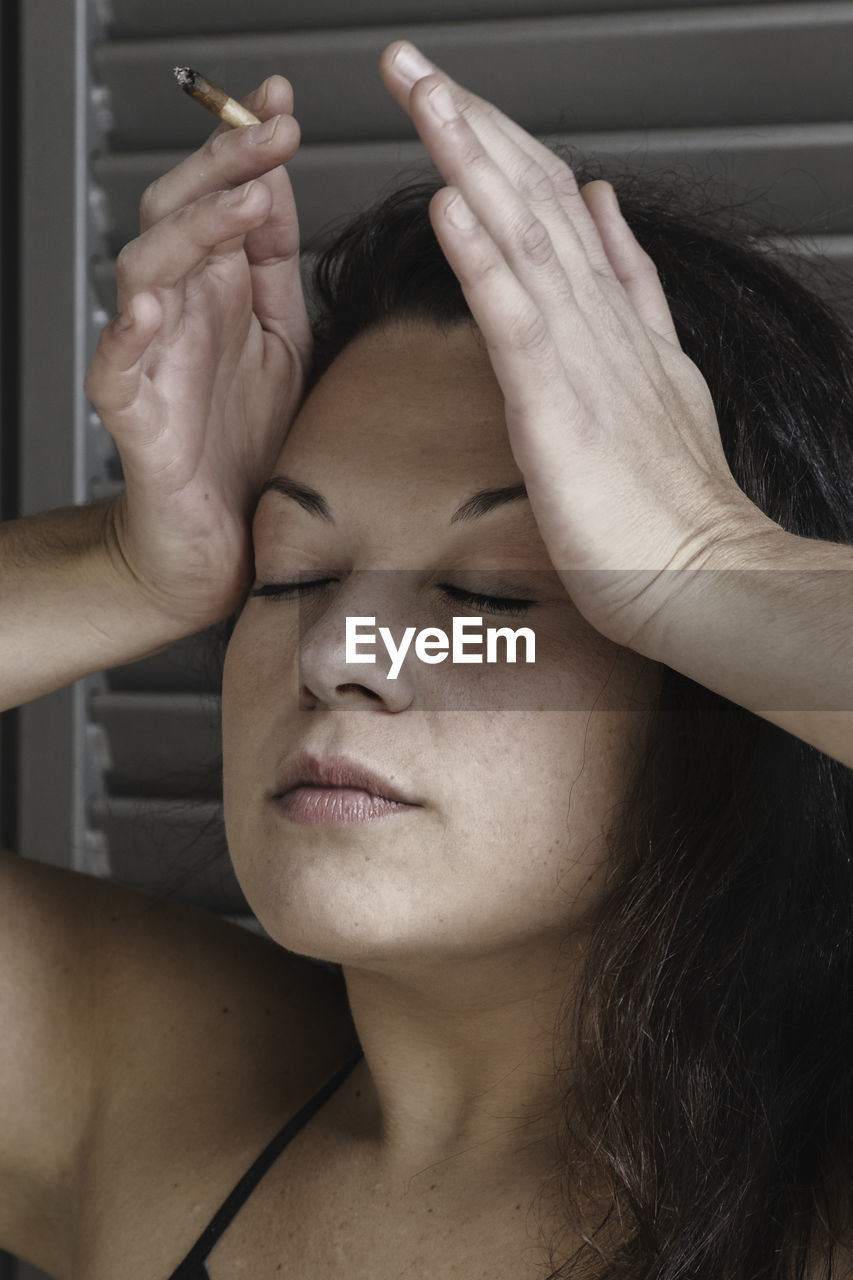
top-left (574, 269), bottom-right (609, 310)
top-left (517, 158), bottom-right (553, 204)
top-left (636, 245), bottom-right (661, 277)
top-left (548, 162), bottom-right (580, 202)
top-left (207, 128), bottom-right (230, 160)
top-left (508, 307), bottom-right (551, 357)
top-left (83, 350), bottom-right (110, 403)
top-left (468, 247), bottom-right (502, 285)
top-left (139, 177), bottom-right (165, 224)
top-left (458, 136), bottom-right (490, 174)
top-left (115, 241), bottom-right (137, 281)
top-left (516, 216), bottom-right (553, 265)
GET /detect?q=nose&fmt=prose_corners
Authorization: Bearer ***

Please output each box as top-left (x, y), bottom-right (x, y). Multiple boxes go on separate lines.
top-left (298, 571), bottom-right (417, 712)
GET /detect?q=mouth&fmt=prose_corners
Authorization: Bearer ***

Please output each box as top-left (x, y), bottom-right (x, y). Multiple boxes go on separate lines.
top-left (271, 752), bottom-right (421, 826)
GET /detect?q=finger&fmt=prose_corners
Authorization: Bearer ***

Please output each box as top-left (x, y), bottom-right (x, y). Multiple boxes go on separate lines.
top-left (239, 116), bottom-right (307, 342)
top-left (381, 42), bottom-right (610, 274)
top-left (383, 44), bottom-right (665, 368)
top-left (244, 231), bottom-right (307, 347)
top-left (428, 187), bottom-right (586, 439)
top-left (140, 75), bottom-right (298, 231)
top-left (403, 72), bottom-right (611, 348)
top-left (238, 73), bottom-right (294, 121)
top-left (117, 181), bottom-right (272, 314)
top-left (202, 71), bottom-right (291, 140)
top-left (84, 292), bottom-right (164, 419)
top-left (580, 181), bottom-right (683, 349)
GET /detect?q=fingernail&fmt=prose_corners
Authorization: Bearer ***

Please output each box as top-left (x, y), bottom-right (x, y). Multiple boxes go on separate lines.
top-left (225, 180), bottom-right (256, 205)
top-left (446, 194), bottom-right (476, 230)
top-left (393, 41), bottom-right (435, 86)
top-left (250, 115), bottom-right (280, 144)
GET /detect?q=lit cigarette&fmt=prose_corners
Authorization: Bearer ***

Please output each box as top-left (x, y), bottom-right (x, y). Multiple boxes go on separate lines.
top-left (173, 66), bottom-right (260, 128)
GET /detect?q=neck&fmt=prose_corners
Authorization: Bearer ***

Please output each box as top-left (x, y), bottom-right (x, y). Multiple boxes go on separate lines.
top-left (336, 930), bottom-right (587, 1197)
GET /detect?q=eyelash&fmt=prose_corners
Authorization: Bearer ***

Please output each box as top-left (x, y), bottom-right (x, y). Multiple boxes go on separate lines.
top-left (249, 579), bottom-right (535, 616)
top-left (438, 583), bottom-right (534, 616)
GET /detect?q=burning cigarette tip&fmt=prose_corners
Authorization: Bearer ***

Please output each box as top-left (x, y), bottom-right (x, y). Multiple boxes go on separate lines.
top-left (173, 66), bottom-right (198, 92)
top-left (172, 64), bottom-right (260, 128)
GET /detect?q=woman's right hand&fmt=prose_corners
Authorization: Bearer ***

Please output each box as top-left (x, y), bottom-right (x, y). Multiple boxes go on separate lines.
top-left (84, 74), bottom-right (311, 631)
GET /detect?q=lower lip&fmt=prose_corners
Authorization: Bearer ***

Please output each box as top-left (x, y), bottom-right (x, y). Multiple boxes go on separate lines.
top-left (273, 786), bottom-right (418, 825)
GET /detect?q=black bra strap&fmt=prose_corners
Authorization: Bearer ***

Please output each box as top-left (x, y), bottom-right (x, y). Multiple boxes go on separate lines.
top-left (169, 1048), bottom-right (363, 1275)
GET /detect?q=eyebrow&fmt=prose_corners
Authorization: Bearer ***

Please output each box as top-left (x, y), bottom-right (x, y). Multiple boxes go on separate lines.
top-left (257, 476), bottom-right (529, 525)
top-left (257, 475), bottom-right (333, 520)
top-left (449, 483), bottom-right (528, 524)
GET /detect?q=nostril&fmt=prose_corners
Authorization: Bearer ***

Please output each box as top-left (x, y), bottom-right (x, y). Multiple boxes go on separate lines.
top-left (336, 683), bottom-right (381, 700)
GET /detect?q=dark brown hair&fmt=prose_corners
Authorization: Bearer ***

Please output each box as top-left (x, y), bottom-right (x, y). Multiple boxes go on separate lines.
top-left (302, 159), bottom-right (853, 1279)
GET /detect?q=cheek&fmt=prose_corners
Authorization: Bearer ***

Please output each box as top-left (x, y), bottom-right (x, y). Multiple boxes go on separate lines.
top-left (222, 607), bottom-right (299, 706)
top-left (220, 612), bottom-right (303, 904)
top-left (437, 709), bottom-right (641, 869)
top-left (220, 609), bottom-right (300, 788)
top-left (462, 705), bottom-right (651, 918)
top-left (221, 617), bottom-right (261, 758)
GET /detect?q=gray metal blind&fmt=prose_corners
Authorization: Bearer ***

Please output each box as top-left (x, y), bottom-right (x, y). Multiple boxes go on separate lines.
top-left (82, 0), bottom-right (853, 917)
top-left (8, 12), bottom-right (853, 1276)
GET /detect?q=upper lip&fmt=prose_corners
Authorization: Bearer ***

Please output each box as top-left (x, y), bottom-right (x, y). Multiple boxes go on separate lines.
top-left (272, 752), bottom-right (418, 804)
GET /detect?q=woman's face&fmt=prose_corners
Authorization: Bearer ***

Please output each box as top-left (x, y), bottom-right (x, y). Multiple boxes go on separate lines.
top-left (222, 321), bottom-right (660, 968)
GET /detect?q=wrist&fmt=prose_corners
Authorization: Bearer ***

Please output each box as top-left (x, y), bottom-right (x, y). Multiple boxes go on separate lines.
top-left (641, 505), bottom-right (853, 723)
top-left (102, 491), bottom-right (250, 638)
top-left (96, 495), bottom-right (210, 647)
top-left (620, 494), bottom-right (786, 666)
top-left (704, 501), bottom-right (817, 572)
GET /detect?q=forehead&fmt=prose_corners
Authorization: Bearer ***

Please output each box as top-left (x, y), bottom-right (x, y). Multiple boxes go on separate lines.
top-left (277, 321), bottom-right (518, 487)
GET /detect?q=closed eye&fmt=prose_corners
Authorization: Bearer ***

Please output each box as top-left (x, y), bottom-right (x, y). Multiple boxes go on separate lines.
top-left (250, 578), bottom-right (337, 600)
top-left (250, 579), bottom-right (535, 616)
top-left (436, 584), bottom-right (535, 617)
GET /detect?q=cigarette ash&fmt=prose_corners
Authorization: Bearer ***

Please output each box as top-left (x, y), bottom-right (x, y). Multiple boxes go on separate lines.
top-left (173, 66), bottom-right (198, 91)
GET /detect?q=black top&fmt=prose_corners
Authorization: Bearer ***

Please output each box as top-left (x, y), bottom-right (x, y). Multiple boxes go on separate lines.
top-left (167, 1049), bottom-right (364, 1279)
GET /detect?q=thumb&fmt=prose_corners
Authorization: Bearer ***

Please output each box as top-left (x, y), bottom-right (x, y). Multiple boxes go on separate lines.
top-left (84, 292), bottom-right (163, 419)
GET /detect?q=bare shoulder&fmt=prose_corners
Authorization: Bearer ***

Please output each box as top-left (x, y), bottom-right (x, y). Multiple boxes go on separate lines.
top-left (0, 850), bottom-right (355, 1277)
top-left (86, 860), bottom-right (353, 1088)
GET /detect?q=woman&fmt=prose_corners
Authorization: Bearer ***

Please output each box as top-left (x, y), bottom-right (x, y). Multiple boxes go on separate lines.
top-left (1, 40), bottom-right (851, 1279)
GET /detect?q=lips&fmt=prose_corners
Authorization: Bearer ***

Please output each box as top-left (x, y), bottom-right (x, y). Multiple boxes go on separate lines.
top-left (270, 751), bottom-right (420, 826)
top-left (272, 752), bottom-right (417, 805)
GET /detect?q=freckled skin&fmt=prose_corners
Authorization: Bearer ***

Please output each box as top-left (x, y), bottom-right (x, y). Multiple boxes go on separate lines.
top-left (223, 320), bottom-right (660, 964)
top-left (220, 320), bottom-right (661, 1190)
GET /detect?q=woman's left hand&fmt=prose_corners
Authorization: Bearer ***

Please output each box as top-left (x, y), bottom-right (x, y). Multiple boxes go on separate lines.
top-left (379, 41), bottom-right (780, 656)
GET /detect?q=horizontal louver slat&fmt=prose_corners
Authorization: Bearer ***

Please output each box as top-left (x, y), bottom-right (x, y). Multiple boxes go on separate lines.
top-left (93, 123), bottom-right (853, 260)
top-left (85, 2), bottom-right (853, 926)
top-left (89, 691), bottom-right (222, 797)
top-left (104, 630), bottom-right (226, 693)
top-left (93, 7), bottom-right (853, 152)
top-left (88, 796), bottom-right (247, 912)
top-left (91, 240), bottom-right (853, 330)
top-left (106, 0), bottom-right (777, 40)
